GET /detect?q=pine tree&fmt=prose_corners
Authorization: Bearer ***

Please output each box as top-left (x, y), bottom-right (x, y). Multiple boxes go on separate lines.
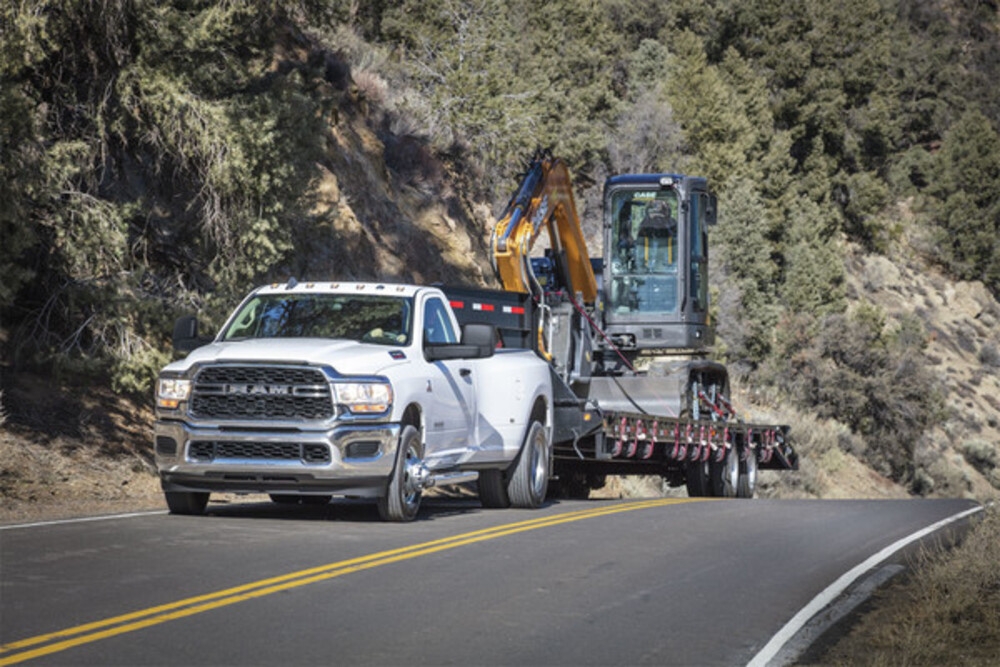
top-left (779, 195), bottom-right (846, 319)
top-left (931, 109), bottom-right (1000, 295)
top-left (712, 180), bottom-right (782, 364)
top-left (661, 30), bottom-right (753, 187)
top-left (0, 0), bottom-right (330, 393)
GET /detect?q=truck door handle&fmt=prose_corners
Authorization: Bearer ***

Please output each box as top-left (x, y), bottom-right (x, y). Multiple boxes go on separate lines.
top-left (460, 368), bottom-right (472, 378)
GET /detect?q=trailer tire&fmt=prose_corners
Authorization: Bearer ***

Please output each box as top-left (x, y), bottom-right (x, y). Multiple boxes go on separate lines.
top-left (377, 425), bottom-right (423, 522)
top-left (737, 447), bottom-right (758, 498)
top-left (165, 491), bottom-right (209, 515)
top-left (508, 420), bottom-right (549, 508)
top-left (710, 446), bottom-right (739, 498)
top-left (478, 469), bottom-right (511, 508)
top-left (685, 460), bottom-right (711, 498)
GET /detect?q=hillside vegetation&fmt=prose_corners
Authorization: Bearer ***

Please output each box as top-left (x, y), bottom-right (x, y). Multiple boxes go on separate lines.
top-left (1, 0), bottom-right (999, 506)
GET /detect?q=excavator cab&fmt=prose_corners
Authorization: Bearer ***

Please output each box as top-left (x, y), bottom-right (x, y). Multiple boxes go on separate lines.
top-left (601, 174), bottom-right (716, 354)
top-left (490, 153), bottom-right (717, 365)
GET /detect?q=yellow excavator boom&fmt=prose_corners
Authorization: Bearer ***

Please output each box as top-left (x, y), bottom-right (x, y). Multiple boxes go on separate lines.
top-left (491, 153), bottom-right (598, 304)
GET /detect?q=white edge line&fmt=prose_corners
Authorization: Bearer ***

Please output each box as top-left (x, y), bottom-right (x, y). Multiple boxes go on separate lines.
top-left (746, 504), bottom-right (985, 667)
top-left (0, 510), bottom-right (166, 531)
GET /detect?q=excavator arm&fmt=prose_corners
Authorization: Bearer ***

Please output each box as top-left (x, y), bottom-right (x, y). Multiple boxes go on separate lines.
top-left (491, 152), bottom-right (598, 304)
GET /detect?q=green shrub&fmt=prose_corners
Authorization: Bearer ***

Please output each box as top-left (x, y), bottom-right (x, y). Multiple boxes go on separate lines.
top-left (764, 303), bottom-right (942, 482)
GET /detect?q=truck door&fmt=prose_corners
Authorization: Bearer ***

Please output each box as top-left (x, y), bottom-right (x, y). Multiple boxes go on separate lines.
top-left (420, 296), bottom-right (478, 468)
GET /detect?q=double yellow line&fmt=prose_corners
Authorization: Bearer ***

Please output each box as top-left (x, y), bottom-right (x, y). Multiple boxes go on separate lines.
top-left (0, 498), bottom-right (697, 665)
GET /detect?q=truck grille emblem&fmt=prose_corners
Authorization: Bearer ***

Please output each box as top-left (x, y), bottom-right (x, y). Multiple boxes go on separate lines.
top-left (225, 384), bottom-right (293, 395)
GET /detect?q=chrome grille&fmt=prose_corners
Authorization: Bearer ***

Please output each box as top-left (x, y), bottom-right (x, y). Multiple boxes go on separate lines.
top-left (189, 441), bottom-right (331, 463)
top-left (190, 365), bottom-right (333, 420)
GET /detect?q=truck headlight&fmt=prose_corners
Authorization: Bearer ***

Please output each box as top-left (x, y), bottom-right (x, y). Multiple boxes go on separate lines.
top-left (157, 378), bottom-right (192, 409)
top-left (333, 382), bottom-right (392, 414)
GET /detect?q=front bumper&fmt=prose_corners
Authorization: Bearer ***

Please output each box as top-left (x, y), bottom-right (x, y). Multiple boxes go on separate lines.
top-left (154, 420), bottom-right (401, 497)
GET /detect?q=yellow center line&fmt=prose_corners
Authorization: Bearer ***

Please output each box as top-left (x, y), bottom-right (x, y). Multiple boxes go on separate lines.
top-left (0, 498), bottom-right (703, 665)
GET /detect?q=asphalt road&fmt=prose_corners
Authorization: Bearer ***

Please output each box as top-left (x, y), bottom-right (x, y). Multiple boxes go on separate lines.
top-left (0, 496), bottom-right (981, 666)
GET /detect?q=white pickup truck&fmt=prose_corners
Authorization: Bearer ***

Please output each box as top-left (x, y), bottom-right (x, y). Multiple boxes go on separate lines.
top-left (153, 281), bottom-right (553, 521)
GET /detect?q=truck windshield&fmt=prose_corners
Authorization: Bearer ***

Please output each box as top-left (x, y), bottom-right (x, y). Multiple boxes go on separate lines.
top-left (222, 294), bottom-right (413, 345)
top-left (607, 188), bottom-right (679, 315)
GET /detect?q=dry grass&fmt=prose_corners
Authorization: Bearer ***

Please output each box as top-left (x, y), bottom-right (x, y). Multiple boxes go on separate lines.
top-left (802, 505), bottom-right (1000, 666)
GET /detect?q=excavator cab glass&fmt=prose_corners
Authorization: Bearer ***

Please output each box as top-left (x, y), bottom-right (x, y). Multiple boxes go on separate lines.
top-left (607, 189), bottom-right (679, 316)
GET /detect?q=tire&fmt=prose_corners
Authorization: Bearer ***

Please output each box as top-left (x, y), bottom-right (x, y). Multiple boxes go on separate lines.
top-left (478, 469), bottom-right (511, 508)
top-left (377, 425), bottom-right (423, 522)
top-left (685, 460), bottom-right (711, 498)
top-left (507, 420), bottom-right (550, 508)
top-left (737, 446), bottom-right (758, 499)
top-left (710, 446), bottom-right (740, 498)
top-left (165, 491), bottom-right (209, 515)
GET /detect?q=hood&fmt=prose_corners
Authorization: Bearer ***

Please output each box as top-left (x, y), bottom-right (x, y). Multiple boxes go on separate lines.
top-left (162, 338), bottom-right (411, 377)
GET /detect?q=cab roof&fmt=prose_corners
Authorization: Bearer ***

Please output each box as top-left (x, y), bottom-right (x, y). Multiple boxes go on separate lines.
top-left (252, 280), bottom-right (429, 298)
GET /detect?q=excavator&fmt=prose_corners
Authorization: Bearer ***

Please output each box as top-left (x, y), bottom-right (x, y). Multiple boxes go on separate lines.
top-left (447, 150), bottom-right (797, 498)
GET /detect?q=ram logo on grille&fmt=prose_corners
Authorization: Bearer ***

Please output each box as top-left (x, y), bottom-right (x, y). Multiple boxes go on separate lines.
top-left (225, 384), bottom-right (293, 395)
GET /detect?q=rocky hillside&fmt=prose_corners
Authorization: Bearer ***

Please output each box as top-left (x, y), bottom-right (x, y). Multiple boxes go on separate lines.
top-left (848, 237), bottom-right (1000, 499)
top-left (286, 93), bottom-right (496, 287)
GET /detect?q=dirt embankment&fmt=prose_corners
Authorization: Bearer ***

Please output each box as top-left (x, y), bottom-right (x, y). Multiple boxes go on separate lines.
top-left (0, 378), bottom-right (163, 523)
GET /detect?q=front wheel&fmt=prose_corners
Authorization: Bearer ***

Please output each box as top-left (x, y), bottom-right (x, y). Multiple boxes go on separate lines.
top-left (165, 491), bottom-right (209, 515)
top-left (507, 420), bottom-right (550, 508)
top-left (377, 425), bottom-right (423, 522)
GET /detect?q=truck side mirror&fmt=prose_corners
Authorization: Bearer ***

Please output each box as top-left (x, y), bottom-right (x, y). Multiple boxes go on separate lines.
top-left (423, 323), bottom-right (497, 362)
top-left (460, 323), bottom-right (497, 359)
top-left (172, 315), bottom-right (210, 354)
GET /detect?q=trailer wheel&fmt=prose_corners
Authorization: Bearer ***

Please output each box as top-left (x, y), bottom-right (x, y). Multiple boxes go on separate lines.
top-left (377, 425), bottom-right (423, 522)
top-left (508, 420), bottom-right (549, 508)
top-left (165, 491), bottom-right (209, 515)
top-left (737, 447), bottom-right (758, 498)
top-left (685, 460), bottom-right (711, 497)
top-left (478, 469), bottom-right (511, 508)
top-left (710, 446), bottom-right (739, 498)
